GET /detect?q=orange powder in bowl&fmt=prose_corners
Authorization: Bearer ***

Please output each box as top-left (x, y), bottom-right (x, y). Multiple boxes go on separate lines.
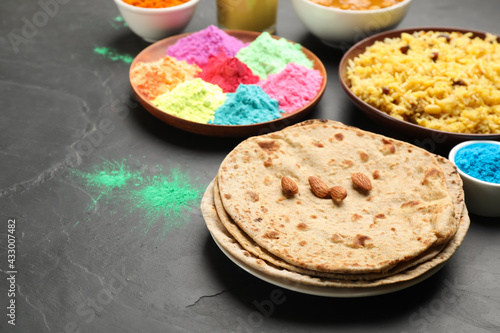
top-left (122, 0), bottom-right (191, 9)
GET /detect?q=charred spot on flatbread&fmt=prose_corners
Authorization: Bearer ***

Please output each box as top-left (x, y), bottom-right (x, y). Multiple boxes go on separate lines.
top-left (258, 140), bottom-right (280, 155)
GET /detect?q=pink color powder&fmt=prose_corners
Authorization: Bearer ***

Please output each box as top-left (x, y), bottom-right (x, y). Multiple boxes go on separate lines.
top-left (166, 25), bottom-right (248, 67)
top-left (258, 63), bottom-right (323, 113)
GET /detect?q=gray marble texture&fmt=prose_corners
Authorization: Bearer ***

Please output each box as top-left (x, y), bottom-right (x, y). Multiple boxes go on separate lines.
top-left (0, 0), bottom-right (499, 332)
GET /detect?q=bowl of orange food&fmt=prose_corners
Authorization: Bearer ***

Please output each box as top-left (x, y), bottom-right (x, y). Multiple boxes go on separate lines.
top-left (113, 0), bottom-right (200, 42)
top-left (290, 0), bottom-right (412, 47)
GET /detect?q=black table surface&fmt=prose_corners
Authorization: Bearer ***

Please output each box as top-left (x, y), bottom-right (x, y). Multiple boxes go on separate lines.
top-left (1, 0), bottom-right (500, 332)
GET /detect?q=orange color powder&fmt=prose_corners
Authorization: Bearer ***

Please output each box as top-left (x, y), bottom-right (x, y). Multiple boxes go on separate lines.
top-left (130, 56), bottom-right (202, 100)
top-left (122, 0), bottom-right (191, 9)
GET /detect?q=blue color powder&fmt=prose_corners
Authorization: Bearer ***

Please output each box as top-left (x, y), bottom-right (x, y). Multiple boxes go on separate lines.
top-left (455, 143), bottom-right (500, 184)
top-left (209, 84), bottom-right (284, 125)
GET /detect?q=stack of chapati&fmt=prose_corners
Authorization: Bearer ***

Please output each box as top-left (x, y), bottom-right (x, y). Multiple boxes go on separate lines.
top-left (201, 120), bottom-right (470, 289)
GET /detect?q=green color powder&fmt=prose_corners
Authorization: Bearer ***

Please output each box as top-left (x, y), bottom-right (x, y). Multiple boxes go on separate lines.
top-left (83, 159), bottom-right (137, 192)
top-left (134, 169), bottom-right (202, 234)
top-left (236, 32), bottom-right (314, 79)
top-left (110, 16), bottom-right (128, 29)
top-left (153, 78), bottom-right (227, 123)
top-left (71, 159), bottom-right (139, 207)
top-left (94, 46), bottom-right (134, 64)
top-left (70, 159), bottom-right (204, 238)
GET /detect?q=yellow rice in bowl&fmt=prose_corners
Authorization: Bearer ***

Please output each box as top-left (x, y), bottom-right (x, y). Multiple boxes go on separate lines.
top-left (346, 31), bottom-right (500, 134)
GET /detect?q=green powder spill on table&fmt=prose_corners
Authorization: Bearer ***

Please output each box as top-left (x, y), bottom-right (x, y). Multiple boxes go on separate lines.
top-left (70, 159), bottom-right (204, 238)
top-left (84, 159), bottom-right (136, 191)
top-left (134, 169), bottom-right (202, 236)
top-left (94, 46), bottom-right (134, 64)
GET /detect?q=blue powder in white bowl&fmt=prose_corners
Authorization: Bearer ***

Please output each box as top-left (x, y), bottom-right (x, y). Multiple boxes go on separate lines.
top-left (454, 143), bottom-right (500, 184)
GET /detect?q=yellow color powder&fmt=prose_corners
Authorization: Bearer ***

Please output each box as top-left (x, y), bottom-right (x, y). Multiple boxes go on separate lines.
top-left (130, 56), bottom-right (201, 100)
top-left (153, 78), bottom-right (227, 123)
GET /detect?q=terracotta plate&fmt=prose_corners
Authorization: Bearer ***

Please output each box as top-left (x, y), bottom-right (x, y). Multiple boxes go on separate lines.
top-left (130, 30), bottom-right (327, 137)
top-left (339, 27), bottom-right (500, 145)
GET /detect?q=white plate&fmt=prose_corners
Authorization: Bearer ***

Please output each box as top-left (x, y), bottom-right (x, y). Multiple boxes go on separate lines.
top-left (210, 231), bottom-right (446, 298)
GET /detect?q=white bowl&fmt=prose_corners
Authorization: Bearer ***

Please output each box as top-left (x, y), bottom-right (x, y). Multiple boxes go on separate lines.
top-left (449, 140), bottom-right (500, 217)
top-left (290, 0), bottom-right (412, 47)
top-left (113, 0), bottom-right (200, 43)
